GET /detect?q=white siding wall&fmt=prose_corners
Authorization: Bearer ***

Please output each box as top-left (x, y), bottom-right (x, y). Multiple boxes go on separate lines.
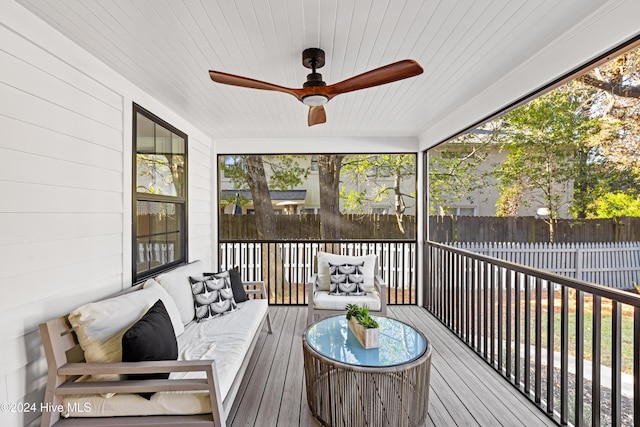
top-left (0, 3), bottom-right (213, 426)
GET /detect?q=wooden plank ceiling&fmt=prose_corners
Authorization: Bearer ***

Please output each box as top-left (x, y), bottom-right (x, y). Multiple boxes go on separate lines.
top-left (15, 0), bottom-right (620, 141)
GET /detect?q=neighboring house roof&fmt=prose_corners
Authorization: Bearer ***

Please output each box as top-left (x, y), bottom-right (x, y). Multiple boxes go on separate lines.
top-left (221, 190), bottom-right (307, 201)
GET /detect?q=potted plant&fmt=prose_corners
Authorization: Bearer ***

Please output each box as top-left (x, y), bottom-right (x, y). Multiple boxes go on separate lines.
top-left (345, 304), bottom-right (379, 349)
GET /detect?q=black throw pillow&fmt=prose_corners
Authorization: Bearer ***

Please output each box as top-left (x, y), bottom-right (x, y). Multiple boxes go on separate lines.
top-left (122, 299), bottom-right (178, 400)
top-left (204, 267), bottom-right (249, 303)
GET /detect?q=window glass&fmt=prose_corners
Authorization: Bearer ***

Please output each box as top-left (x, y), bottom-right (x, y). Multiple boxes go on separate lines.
top-left (133, 105), bottom-right (187, 281)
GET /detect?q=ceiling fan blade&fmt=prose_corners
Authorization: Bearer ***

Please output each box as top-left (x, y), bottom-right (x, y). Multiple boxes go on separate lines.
top-left (209, 70), bottom-right (303, 100)
top-left (325, 59), bottom-right (423, 98)
top-left (308, 105), bottom-right (326, 126)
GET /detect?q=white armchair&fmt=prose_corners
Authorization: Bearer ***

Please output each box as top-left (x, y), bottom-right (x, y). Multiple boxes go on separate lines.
top-left (307, 251), bottom-right (387, 325)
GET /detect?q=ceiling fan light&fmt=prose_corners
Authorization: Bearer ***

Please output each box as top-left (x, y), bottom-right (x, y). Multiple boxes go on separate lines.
top-left (302, 94), bottom-right (329, 106)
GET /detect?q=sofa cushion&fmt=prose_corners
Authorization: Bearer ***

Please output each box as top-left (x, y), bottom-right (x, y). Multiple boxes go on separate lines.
top-left (204, 267), bottom-right (249, 303)
top-left (61, 299), bottom-right (270, 417)
top-left (122, 299), bottom-right (178, 400)
top-left (68, 281), bottom-right (185, 384)
top-left (190, 272), bottom-right (238, 322)
top-left (317, 252), bottom-right (377, 292)
top-left (328, 262), bottom-right (366, 295)
top-left (156, 260), bottom-right (205, 324)
top-left (143, 279), bottom-right (185, 336)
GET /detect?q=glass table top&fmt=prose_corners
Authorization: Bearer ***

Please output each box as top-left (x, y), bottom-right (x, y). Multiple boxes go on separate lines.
top-left (304, 315), bottom-right (428, 368)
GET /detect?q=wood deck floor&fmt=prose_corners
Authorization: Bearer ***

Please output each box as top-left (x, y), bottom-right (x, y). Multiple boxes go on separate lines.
top-left (228, 306), bottom-right (557, 426)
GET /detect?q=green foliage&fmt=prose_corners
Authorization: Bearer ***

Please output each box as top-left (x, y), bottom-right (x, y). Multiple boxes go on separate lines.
top-left (494, 89), bottom-right (602, 222)
top-left (428, 124), bottom-right (500, 214)
top-left (587, 192), bottom-right (640, 218)
top-left (345, 304), bottom-right (379, 328)
top-left (219, 155), bottom-right (309, 191)
top-left (340, 154), bottom-right (415, 212)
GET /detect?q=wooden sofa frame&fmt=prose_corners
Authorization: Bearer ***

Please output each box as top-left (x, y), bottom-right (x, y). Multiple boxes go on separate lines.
top-left (307, 256), bottom-right (387, 325)
top-left (39, 282), bottom-right (272, 427)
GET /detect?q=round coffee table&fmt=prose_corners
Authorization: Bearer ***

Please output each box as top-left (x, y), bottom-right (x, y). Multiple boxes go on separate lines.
top-left (303, 315), bottom-right (432, 427)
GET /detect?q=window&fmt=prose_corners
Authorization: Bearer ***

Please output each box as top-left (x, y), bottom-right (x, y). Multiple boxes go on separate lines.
top-left (133, 104), bottom-right (187, 281)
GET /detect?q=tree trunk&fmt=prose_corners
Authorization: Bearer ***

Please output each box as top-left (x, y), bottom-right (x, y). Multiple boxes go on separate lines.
top-left (393, 173), bottom-right (408, 237)
top-left (243, 156), bottom-right (289, 301)
top-left (318, 154), bottom-right (345, 240)
top-left (244, 156), bottom-right (276, 239)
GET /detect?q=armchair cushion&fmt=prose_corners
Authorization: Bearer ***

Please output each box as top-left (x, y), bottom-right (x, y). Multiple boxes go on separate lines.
top-left (312, 289), bottom-right (382, 311)
top-left (316, 252), bottom-right (377, 292)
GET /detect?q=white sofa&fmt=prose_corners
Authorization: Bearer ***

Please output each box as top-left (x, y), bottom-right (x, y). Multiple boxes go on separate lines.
top-left (39, 260), bottom-right (272, 427)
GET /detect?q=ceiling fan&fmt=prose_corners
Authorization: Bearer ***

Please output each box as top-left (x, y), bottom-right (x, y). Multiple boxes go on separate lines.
top-left (208, 48), bottom-right (423, 126)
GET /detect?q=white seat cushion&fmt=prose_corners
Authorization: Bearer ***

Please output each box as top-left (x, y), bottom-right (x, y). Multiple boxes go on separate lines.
top-left (312, 290), bottom-right (381, 311)
top-left (62, 299), bottom-right (269, 418)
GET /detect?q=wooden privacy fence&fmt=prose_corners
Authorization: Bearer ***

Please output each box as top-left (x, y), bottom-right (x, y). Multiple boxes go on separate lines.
top-left (453, 242), bottom-right (640, 290)
top-left (220, 214), bottom-right (415, 240)
top-left (430, 216), bottom-right (640, 243)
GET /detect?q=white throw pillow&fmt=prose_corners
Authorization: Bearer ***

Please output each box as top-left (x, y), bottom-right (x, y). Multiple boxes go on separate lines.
top-left (68, 283), bottom-right (183, 385)
top-left (155, 260), bottom-right (204, 324)
top-left (316, 252), bottom-right (377, 292)
top-left (142, 279), bottom-right (185, 336)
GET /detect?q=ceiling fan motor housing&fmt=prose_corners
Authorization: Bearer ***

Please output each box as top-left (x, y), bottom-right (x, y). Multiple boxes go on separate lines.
top-left (302, 48), bottom-right (325, 69)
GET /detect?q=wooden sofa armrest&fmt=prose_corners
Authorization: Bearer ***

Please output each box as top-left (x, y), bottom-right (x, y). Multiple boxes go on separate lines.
top-left (60, 359), bottom-right (216, 376)
top-left (241, 281), bottom-right (273, 333)
top-left (51, 359), bottom-right (225, 427)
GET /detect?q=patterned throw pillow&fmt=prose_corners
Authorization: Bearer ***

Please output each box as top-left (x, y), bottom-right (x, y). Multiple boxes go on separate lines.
top-left (328, 262), bottom-right (366, 296)
top-left (189, 271), bottom-right (238, 322)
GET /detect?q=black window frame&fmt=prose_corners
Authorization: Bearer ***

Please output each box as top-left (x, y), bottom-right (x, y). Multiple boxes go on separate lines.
top-left (132, 103), bottom-right (188, 283)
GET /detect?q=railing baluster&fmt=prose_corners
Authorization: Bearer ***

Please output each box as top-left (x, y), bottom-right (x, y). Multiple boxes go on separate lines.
top-left (524, 274), bottom-right (531, 395)
top-left (468, 257), bottom-right (474, 347)
top-left (592, 295), bottom-right (601, 426)
top-left (575, 290), bottom-right (584, 426)
top-left (506, 269), bottom-right (512, 380)
top-left (634, 307), bottom-right (640, 427)
top-left (612, 300), bottom-right (621, 426)
top-left (515, 272), bottom-right (521, 388)
top-left (560, 285), bottom-right (568, 424)
top-left (490, 263), bottom-right (496, 366)
top-left (483, 260), bottom-right (489, 360)
top-left (547, 279), bottom-right (554, 414)
top-left (498, 266), bottom-right (504, 372)
top-left (535, 276), bottom-right (542, 404)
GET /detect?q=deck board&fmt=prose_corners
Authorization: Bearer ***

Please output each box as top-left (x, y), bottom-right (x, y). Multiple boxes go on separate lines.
top-left (228, 306), bottom-right (556, 427)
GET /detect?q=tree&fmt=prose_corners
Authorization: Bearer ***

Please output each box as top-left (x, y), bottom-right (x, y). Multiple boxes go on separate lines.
top-left (494, 89), bottom-right (601, 240)
top-left (340, 154), bottom-right (416, 237)
top-left (588, 192), bottom-right (640, 218)
top-left (243, 156), bottom-right (276, 239)
top-left (577, 47), bottom-right (640, 173)
top-left (428, 124), bottom-right (500, 214)
top-left (318, 154), bottom-right (345, 239)
top-left (219, 155), bottom-right (309, 301)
